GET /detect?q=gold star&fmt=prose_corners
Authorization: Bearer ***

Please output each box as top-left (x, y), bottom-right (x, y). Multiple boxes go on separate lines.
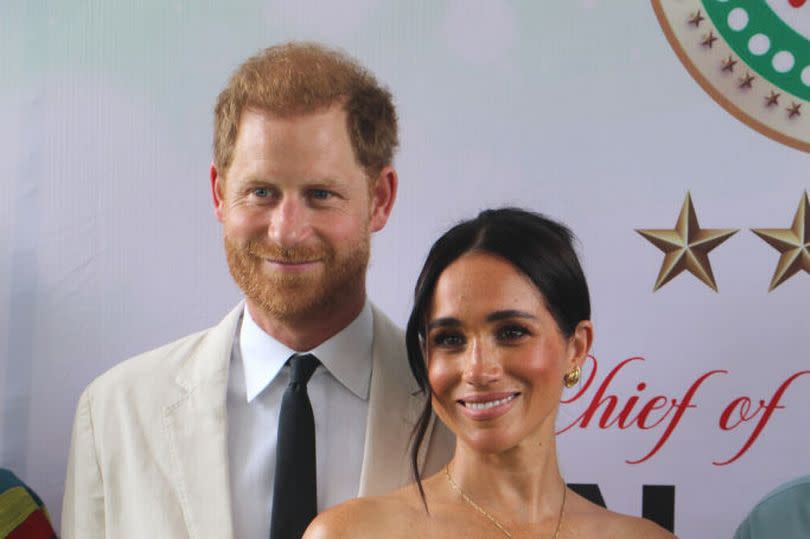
top-left (688, 11), bottom-right (705, 27)
top-left (702, 31), bottom-right (718, 48)
top-left (787, 102), bottom-right (802, 118)
top-left (637, 193), bottom-right (738, 291)
top-left (765, 91), bottom-right (781, 107)
top-left (722, 56), bottom-right (737, 72)
top-left (738, 72), bottom-right (755, 89)
top-left (752, 191), bottom-right (810, 291)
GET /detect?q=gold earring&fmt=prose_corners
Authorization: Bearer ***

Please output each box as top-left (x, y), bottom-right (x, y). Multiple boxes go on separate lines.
top-left (563, 366), bottom-right (581, 388)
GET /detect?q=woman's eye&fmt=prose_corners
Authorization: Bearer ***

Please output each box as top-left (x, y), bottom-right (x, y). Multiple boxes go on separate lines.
top-left (432, 332), bottom-right (465, 348)
top-left (497, 325), bottom-right (528, 341)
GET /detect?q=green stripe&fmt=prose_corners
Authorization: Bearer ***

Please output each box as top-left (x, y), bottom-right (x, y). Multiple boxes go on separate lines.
top-left (703, 0), bottom-right (810, 100)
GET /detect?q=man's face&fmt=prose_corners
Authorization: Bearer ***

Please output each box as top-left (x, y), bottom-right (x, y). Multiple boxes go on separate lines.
top-left (212, 105), bottom-right (394, 323)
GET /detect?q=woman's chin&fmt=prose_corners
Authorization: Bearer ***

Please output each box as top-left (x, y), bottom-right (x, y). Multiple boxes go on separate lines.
top-left (461, 432), bottom-right (518, 455)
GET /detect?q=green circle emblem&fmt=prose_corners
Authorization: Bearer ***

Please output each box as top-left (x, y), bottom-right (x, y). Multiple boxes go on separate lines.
top-left (652, 0), bottom-right (810, 152)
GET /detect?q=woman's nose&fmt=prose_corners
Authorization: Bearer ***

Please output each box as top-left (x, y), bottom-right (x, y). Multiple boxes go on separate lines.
top-left (461, 340), bottom-right (502, 385)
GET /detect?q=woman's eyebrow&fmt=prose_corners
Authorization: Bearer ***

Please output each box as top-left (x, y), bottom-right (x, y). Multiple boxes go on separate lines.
top-left (427, 317), bottom-right (461, 330)
top-left (486, 310), bottom-right (537, 322)
top-left (428, 310), bottom-right (537, 330)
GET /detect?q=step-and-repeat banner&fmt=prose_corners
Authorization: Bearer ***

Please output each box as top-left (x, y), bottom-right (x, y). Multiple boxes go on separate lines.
top-left (1, 2), bottom-right (808, 537)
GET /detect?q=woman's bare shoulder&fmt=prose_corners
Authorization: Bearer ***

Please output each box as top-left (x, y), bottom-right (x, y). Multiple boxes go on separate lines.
top-left (601, 513), bottom-right (677, 539)
top-left (567, 490), bottom-right (677, 539)
top-left (303, 490), bottom-right (424, 539)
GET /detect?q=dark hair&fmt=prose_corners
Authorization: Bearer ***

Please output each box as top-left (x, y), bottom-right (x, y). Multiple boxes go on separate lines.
top-left (405, 207), bottom-right (591, 507)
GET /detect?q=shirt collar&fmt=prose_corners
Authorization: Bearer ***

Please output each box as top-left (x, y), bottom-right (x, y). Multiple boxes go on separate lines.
top-left (239, 301), bottom-right (374, 403)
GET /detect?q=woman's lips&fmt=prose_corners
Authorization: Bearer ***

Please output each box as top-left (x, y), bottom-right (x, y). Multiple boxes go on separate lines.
top-left (456, 392), bottom-right (520, 420)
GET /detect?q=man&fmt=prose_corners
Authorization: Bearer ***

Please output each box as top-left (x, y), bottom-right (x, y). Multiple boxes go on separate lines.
top-left (62, 42), bottom-right (453, 539)
top-left (733, 475), bottom-right (810, 539)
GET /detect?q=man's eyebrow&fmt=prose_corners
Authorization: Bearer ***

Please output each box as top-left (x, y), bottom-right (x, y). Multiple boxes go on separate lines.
top-left (427, 317), bottom-right (461, 330)
top-left (486, 310), bottom-right (537, 322)
top-left (235, 177), bottom-right (343, 191)
top-left (242, 178), bottom-right (272, 185)
top-left (307, 177), bottom-right (340, 185)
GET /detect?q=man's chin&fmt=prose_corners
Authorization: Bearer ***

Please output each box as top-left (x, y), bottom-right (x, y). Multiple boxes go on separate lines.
top-left (251, 292), bottom-right (327, 322)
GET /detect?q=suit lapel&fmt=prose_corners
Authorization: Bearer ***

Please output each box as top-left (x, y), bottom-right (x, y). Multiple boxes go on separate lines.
top-left (357, 306), bottom-right (435, 496)
top-left (163, 304), bottom-right (242, 539)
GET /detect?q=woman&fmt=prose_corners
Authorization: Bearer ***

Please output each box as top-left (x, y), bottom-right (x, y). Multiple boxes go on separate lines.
top-left (305, 208), bottom-right (675, 538)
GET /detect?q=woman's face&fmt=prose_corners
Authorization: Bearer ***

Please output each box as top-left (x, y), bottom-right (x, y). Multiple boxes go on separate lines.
top-left (426, 251), bottom-right (588, 454)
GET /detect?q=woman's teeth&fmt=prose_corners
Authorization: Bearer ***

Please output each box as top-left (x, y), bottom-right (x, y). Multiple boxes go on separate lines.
top-left (463, 394), bottom-right (516, 410)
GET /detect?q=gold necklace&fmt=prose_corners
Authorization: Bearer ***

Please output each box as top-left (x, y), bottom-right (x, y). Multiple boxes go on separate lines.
top-left (444, 463), bottom-right (566, 539)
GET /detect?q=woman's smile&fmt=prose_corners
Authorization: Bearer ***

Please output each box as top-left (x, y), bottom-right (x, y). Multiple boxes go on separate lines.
top-left (457, 392), bottom-right (521, 420)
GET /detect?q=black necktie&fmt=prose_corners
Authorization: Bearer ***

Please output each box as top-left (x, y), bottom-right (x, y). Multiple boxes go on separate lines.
top-left (270, 353), bottom-right (320, 539)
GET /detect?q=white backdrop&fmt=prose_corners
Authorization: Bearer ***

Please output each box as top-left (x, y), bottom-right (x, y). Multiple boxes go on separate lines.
top-left (1, 2), bottom-right (808, 537)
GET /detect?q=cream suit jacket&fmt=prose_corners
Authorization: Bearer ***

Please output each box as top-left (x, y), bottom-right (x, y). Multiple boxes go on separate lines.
top-left (61, 303), bottom-right (454, 539)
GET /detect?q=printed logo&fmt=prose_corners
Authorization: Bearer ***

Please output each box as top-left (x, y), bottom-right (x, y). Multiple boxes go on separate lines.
top-left (638, 192), bottom-right (810, 291)
top-left (652, 0), bottom-right (810, 152)
top-left (752, 190), bottom-right (810, 290)
top-left (636, 193), bottom-right (738, 291)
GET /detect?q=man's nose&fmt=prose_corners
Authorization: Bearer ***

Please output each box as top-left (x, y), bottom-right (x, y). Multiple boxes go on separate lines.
top-left (268, 196), bottom-right (311, 247)
top-left (461, 340), bottom-right (502, 386)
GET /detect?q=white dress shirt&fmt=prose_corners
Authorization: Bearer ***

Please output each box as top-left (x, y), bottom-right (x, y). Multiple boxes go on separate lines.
top-left (226, 302), bottom-right (373, 539)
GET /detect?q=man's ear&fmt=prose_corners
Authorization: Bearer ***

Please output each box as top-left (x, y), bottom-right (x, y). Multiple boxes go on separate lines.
top-left (368, 165), bottom-right (398, 233)
top-left (211, 162), bottom-right (226, 223)
top-left (566, 320), bottom-right (593, 371)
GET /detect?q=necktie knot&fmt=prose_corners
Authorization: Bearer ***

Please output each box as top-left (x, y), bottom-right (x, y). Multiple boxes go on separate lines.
top-left (289, 353), bottom-right (319, 387)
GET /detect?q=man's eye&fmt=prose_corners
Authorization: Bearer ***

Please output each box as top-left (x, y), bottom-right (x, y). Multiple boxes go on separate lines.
top-left (252, 187), bottom-right (270, 198)
top-left (497, 325), bottom-right (528, 340)
top-left (309, 189), bottom-right (333, 200)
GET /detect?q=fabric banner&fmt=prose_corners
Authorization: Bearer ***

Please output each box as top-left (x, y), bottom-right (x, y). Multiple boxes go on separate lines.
top-left (1, 2), bottom-right (808, 537)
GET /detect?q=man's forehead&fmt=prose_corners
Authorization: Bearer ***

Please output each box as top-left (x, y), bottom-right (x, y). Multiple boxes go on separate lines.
top-left (234, 105), bottom-right (350, 148)
top-left (240, 101), bottom-right (348, 123)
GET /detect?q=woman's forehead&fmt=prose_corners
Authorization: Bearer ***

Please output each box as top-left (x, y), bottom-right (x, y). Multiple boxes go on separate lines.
top-left (428, 252), bottom-right (547, 320)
